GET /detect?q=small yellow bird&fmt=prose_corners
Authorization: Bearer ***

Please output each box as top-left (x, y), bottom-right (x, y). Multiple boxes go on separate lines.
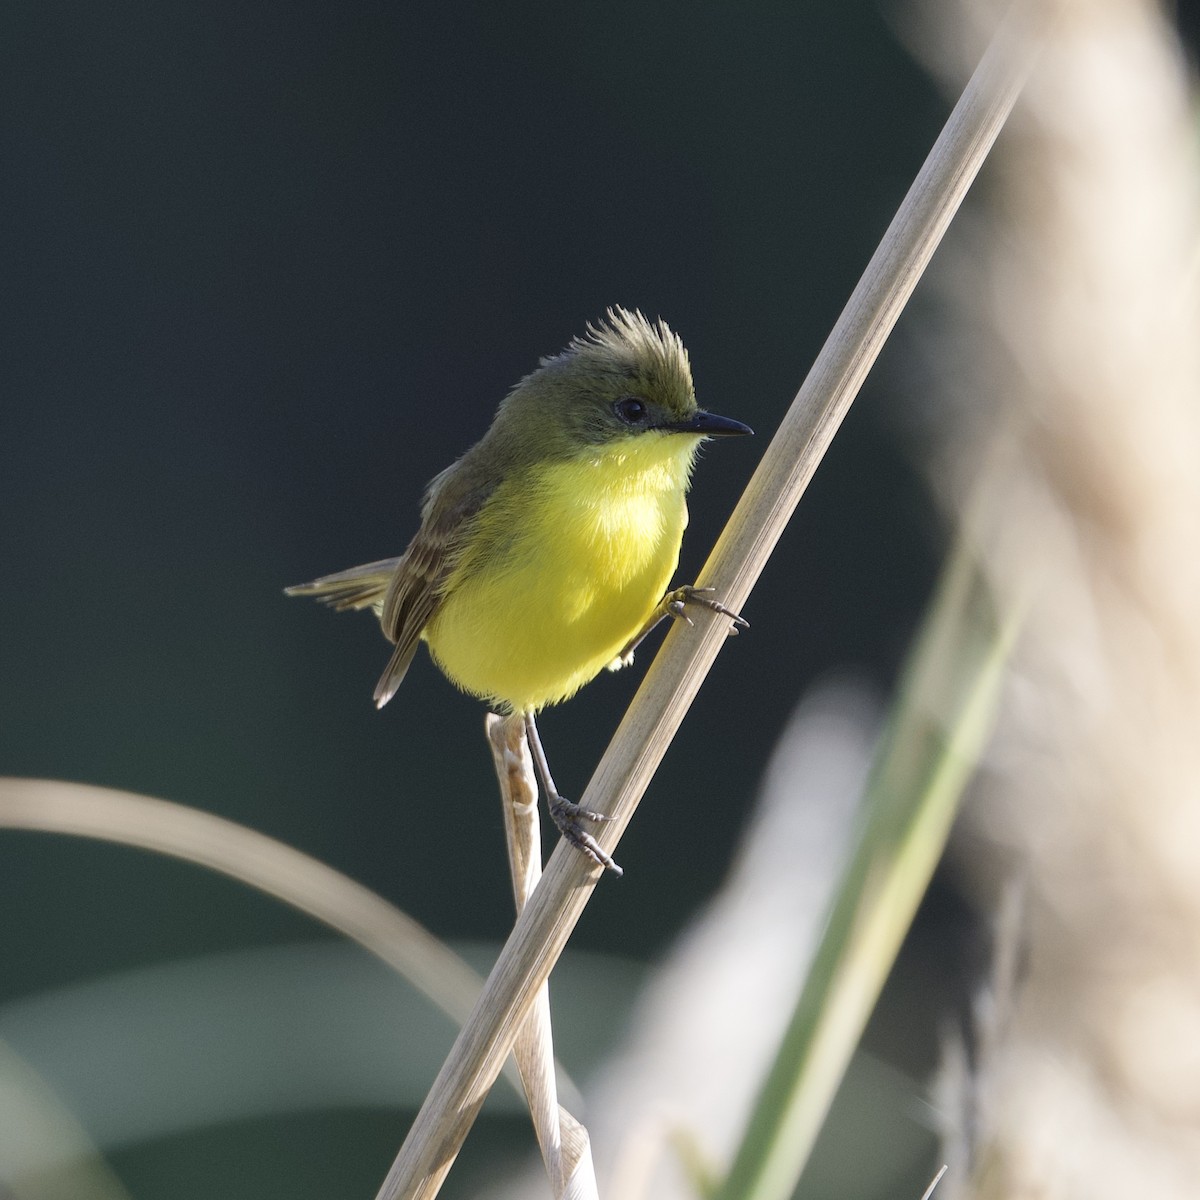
top-left (287, 308), bottom-right (752, 872)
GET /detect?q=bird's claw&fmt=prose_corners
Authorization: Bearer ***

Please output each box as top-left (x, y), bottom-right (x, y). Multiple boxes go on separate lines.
top-left (548, 794), bottom-right (622, 875)
top-left (667, 598), bottom-right (694, 625)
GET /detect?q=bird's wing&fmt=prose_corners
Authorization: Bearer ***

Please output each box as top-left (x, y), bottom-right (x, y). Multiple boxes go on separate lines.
top-left (373, 466), bottom-right (496, 708)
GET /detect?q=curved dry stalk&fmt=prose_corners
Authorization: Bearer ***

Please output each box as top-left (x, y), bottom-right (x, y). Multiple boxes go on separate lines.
top-left (373, 8), bottom-right (1043, 1199)
top-left (0, 778), bottom-right (484, 1049)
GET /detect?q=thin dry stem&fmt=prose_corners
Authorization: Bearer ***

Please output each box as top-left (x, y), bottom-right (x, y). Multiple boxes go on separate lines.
top-left (488, 713), bottom-right (598, 1199)
top-left (372, 8), bottom-right (1040, 1199)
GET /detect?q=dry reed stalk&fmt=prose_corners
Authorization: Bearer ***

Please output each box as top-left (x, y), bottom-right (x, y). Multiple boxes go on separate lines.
top-left (0, 778), bottom-right (490, 1048)
top-left (487, 714), bottom-right (598, 1199)
top-left (373, 8), bottom-right (1041, 1197)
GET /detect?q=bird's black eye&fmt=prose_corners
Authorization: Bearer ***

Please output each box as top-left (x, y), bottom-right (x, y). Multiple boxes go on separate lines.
top-left (613, 397), bottom-right (648, 425)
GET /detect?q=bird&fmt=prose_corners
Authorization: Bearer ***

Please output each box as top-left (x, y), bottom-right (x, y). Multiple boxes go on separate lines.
top-left (287, 308), bottom-right (752, 873)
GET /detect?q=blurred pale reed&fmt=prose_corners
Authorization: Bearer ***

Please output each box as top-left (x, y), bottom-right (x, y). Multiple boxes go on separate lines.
top-left (925, 2), bottom-right (1200, 1197)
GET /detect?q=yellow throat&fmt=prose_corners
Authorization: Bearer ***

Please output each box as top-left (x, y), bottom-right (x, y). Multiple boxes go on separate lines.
top-left (424, 431), bottom-right (702, 713)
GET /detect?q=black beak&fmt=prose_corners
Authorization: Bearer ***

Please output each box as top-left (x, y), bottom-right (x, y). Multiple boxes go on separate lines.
top-left (658, 410), bottom-right (754, 438)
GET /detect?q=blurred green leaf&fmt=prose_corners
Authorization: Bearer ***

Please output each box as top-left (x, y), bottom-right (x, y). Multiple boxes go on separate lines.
top-left (712, 545), bottom-right (1019, 1200)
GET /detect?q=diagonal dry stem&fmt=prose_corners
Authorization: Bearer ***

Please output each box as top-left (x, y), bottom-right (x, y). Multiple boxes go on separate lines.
top-left (373, 7), bottom-right (1042, 1198)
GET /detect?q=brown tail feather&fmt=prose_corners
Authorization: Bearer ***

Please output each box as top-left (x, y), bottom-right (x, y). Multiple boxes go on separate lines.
top-left (284, 557), bottom-right (402, 613)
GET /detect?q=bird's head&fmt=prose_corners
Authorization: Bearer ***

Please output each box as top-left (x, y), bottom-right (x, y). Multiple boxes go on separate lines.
top-left (493, 308), bottom-right (752, 464)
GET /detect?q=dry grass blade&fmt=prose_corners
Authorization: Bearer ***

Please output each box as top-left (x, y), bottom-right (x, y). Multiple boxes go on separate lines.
top-left (922, 1165), bottom-right (950, 1200)
top-left (372, 9), bottom-right (1041, 1199)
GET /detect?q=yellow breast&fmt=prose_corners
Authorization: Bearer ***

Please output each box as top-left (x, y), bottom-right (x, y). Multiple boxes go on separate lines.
top-left (424, 433), bottom-right (699, 713)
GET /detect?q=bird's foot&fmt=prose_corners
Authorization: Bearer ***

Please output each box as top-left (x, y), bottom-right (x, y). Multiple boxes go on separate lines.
top-left (664, 585), bottom-right (749, 633)
top-left (547, 793), bottom-right (622, 876)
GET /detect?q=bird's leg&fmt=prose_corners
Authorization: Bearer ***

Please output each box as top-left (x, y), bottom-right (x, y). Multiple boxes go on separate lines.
top-left (611, 585), bottom-right (749, 670)
top-left (523, 711), bottom-right (622, 876)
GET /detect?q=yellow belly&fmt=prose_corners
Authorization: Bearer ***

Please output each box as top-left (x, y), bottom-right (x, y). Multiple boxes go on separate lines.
top-left (424, 436), bottom-right (697, 713)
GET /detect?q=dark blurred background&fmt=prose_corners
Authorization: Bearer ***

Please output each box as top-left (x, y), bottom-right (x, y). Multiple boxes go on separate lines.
top-left (0, 2), bottom-right (968, 1196)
